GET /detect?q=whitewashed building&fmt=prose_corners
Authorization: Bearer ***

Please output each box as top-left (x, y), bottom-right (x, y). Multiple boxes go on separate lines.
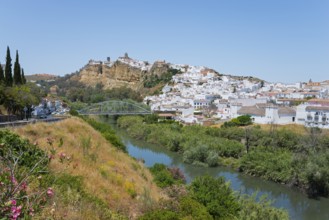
top-left (233, 104), bottom-right (296, 125)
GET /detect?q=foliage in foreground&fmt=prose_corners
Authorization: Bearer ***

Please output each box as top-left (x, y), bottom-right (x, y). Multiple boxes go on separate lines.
top-left (140, 173), bottom-right (289, 220)
top-left (0, 130), bottom-right (50, 219)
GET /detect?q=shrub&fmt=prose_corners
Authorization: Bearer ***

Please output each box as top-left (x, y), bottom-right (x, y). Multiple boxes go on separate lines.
top-left (139, 210), bottom-right (179, 220)
top-left (188, 175), bottom-right (240, 219)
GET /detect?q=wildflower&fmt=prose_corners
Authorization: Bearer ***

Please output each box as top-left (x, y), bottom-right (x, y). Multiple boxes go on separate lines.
top-left (47, 187), bottom-right (54, 197)
top-left (11, 200), bottom-right (17, 206)
top-left (11, 176), bottom-right (18, 186)
top-left (21, 182), bottom-right (28, 191)
top-left (29, 208), bottom-right (34, 216)
top-left (59, 152), bottom-right (66, 163)
top-left (48, 154), bottom-right (55, 160)
top-left (11, 205), bottom-right (22, 220)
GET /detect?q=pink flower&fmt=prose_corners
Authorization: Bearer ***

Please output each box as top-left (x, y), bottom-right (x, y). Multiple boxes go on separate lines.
top-left (21, 182), bottom-right (28, 191)
top-left (10, 205), bottom-right (22, 220)
top-left (47, 187), bottom-right (54, 197)
top-left (48, 154), bottom-right (55, 160)
top-left (11, 176), bottom-right (18, 186)
top-left (11, 200), bottom-right (17, 206)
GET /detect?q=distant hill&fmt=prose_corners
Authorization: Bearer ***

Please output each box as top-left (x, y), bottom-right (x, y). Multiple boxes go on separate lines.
top-left (26, 73), bottom-right (58, 82)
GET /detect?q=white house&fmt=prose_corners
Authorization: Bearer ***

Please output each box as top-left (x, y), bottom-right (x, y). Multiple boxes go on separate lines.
top-left (296, 105), bottom-right (329, 129)
top-left (235, 104), bottom-right (296, 125)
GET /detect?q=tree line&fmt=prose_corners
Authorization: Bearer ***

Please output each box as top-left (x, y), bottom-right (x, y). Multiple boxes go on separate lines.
top-left (0, 46), bottom-right (26, 86)
top-left (0, 47), bottom-right (44, 119)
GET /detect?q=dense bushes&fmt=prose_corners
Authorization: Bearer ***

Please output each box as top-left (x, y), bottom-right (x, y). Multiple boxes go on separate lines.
top-left (140, 173), bottom-right (288, 220)
top-left (118, 116), bottom-right (244, 167)
top-left (149, 163), bottom-right (185, 188)
top-left (188, 175), bottom-right (240, 219)
top-left (118, 115), bottom-right (329, 197)
top-left (143, 68), bottom-right (181, 88)
top-left (0, 130), bottom-right (50, 219)
top-left (239, 147), bottom-right (293, 183)
top-left (223, 115), bottom-right (252, 127)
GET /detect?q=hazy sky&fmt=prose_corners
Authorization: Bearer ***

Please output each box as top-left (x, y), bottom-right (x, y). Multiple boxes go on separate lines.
top-left (0, 0), bottom-right (328, 83)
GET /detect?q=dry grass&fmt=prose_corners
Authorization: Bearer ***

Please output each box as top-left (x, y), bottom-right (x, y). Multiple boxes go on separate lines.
top-left (13, 117), bottom-right (162, 219)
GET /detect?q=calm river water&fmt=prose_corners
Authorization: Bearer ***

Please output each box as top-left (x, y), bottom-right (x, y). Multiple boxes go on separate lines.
top-left (109, 122), bottom-right (329, 220)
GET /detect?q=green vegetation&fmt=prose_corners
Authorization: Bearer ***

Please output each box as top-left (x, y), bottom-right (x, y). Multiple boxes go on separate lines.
top-left (143, 68), bottom-right (181, 88)
top-left (4, 46), bottom-right (13, 87)
top-left (80, 116), bottom-right (126, 152)
top-left (141, 170), bottom-right (289, 220)
top-left (0, 129), bottom-right (50, 219)
top-left (0, 47), bottom-right (43, 118)
top-left (118, 115), bottom-right (329, 197)
top-left (149, 163), bottom-right (185, 188)
top-left (222, 114), bottom-right (252, 127)
top-left (42, 74), bottom-right (143, 102)
top-left (0, 83), bottom-right (44, 116)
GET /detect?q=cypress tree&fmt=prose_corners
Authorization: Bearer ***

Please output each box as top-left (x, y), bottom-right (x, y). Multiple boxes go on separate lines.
top-left (0, 62), bottom-right (4, 83)
top-left (21, 68), bottom-right (26, 84)
top-left (4, 46), bottom-right (13, 87)
top-left (13, 50), bottom-right (22, 85)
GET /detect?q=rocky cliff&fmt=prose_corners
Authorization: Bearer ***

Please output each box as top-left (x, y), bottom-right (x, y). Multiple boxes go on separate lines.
top-left (75, 55), bottom-right (173, 92)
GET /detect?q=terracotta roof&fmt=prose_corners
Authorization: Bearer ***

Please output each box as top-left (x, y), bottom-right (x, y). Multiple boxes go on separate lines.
top-left (308, 99), bottom-right (329, 103)
top-left (237, 106), bottom-right (265, 116)
top-left (278, 107), bottom-right (296, 116)
top-left (306, 106), bottom-right (329, 112)
top-left (237, 105), bottom-right (295, 116)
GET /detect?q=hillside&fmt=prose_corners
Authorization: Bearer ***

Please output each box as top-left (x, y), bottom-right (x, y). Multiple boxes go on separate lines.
top-left (25, 73), bottom-right (58, 82)
top-left (13, 117), bottom-right (162, 219)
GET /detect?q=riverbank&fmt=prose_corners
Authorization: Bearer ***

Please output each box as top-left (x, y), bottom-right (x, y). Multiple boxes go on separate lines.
top-left (112, 124), bottom-right (329, 220)
top-left (116, 115), bottom-right (329, 198)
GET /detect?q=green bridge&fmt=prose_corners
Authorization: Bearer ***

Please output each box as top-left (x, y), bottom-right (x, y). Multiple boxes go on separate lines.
top-left (78, 100), bottom-right (152, 116)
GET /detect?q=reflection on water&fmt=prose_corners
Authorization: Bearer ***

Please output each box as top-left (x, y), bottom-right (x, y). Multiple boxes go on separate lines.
top-left (118, 129), bottom-right (329, 220)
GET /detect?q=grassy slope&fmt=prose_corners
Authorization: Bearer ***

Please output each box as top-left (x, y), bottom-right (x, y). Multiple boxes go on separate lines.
top-left (13, 117), bottom-right (162, 219)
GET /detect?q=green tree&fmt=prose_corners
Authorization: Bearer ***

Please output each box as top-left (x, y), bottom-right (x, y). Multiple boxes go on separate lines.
top-left (188, 175), bottom-right (240, 219)
top-left (4, 46), bottom-right (13, 87)
top-left (21, 68), bottom-right (26, 84)
top-left (0, 62), bottom-right (4, 83)
top-left (13, 50), bottom-right (22, 85)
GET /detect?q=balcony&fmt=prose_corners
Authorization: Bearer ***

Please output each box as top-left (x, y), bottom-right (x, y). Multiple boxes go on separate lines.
top-left (307, 115), bottom-right (313, 121)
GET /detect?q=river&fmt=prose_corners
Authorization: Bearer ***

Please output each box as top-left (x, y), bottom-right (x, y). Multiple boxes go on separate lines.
top-left (107, 120), bottom-right (329, 220)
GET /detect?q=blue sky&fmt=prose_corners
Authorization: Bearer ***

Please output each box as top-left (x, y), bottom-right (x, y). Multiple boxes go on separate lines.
top-left (0, 0), bottom-right (328, 83)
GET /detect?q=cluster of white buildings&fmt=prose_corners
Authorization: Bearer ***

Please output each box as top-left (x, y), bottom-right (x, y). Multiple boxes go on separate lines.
top-left (32, 99), bottom-right (69, 118)
top-left (87, 55), bottom-right (329, 129)
top-left (143, 62), bottom-right (329, 128)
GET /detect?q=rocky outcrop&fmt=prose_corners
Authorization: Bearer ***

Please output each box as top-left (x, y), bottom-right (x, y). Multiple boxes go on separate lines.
top-left (76, 57), bottom-right (175, 91)
top-left (78, 61), bottom-right (145, 91)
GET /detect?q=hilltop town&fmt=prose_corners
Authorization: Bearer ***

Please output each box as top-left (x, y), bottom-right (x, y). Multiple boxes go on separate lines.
top-left (95, 55), bottom-right (328, 128)
top-left (28, 54), bottom-right (329, 129)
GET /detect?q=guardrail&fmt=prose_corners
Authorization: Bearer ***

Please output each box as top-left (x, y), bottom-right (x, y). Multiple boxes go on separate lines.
top-left (0, 116), bottom-right (70, 128)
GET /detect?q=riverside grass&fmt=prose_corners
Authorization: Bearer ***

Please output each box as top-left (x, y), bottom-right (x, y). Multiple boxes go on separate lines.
top-left (13, 117), bottom-right (162, 219)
